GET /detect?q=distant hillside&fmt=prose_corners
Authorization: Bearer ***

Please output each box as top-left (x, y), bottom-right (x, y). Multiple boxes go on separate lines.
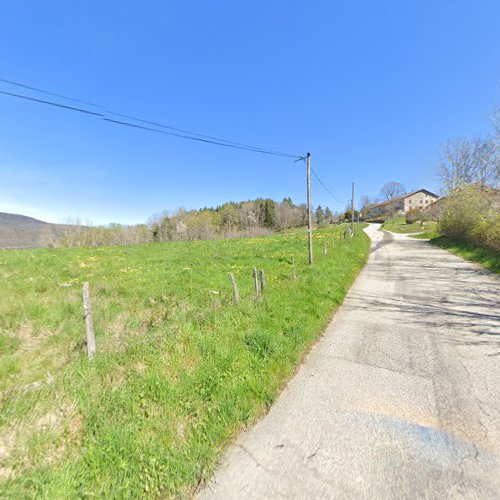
top-left (0, 212), bottom-right (78, 249)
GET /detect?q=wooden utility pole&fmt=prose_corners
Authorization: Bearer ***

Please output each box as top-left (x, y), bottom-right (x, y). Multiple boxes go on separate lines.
top-left (307, 152), bottom-right (313, 265)
top-left (351, 181), bottom-right (355, 235)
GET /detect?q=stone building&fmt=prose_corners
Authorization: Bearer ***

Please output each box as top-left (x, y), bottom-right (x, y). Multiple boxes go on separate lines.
top-left (365, 189), bottom-right (439, 219)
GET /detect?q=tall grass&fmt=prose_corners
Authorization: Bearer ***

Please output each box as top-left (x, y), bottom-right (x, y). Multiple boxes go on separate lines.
top-left (0, 225), bottom-right (369, 498)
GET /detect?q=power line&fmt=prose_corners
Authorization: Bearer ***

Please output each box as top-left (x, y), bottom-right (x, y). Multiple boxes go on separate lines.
top-left (103, 117), bottom-right (300, 157)
top-left (310, 167), bottom-right (345, 205)
top-left (106, 110), bottom-right (296, 156)
top-left (0, 78), bottom-right (104, 108)
top-left (1, 79), bottom-right (348, 204)
top-left (0, 90), bottom-right (104, 117)
top-left (2, 76), bottom-right (295, 155)
top-left (0, 78), bottom-right (302, 159)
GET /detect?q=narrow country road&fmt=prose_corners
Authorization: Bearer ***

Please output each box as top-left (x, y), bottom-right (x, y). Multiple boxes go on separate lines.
top-left (199, 224), bottom-right (500, 499)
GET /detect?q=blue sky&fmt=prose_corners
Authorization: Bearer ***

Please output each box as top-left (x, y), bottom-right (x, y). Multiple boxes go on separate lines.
top-left (0, 0), bottom-right (498, 224)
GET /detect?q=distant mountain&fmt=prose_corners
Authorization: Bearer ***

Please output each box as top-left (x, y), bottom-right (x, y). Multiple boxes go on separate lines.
top-left (0, 212), bottom-right (77, 249)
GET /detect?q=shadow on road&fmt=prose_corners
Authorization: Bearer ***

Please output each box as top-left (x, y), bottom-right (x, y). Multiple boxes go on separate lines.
top-left (355, 235), bottom-right (500, 353)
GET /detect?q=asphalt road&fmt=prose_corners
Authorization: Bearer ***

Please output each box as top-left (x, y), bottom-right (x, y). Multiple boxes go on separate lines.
top-left (199, 224), bottom-right (500, 499)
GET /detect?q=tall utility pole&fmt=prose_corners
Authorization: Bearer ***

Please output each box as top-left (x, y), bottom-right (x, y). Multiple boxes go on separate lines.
top-left (307, 152), bottom-right (313, 265)
top-left (351, 182), bottom-right (355, 234)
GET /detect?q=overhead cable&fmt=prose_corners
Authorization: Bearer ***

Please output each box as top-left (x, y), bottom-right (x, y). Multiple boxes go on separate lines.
top-left (0, 78), bottom-right (302, 159)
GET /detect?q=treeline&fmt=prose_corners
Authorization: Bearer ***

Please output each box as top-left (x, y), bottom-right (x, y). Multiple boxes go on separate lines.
top-left (58, 198), bottom-right (339, 247)
top-left (149, 198), bottom-right (307, 242)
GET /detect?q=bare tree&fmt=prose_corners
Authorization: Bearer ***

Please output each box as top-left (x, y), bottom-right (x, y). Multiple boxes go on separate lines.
top-left (361, 195), bottom-right (371, 208)
top-left (493, 108), bottom-right (500, 139)
top-left (473, 137), bottom-right (498, 188)
top-left (360, 195), bottom-right (372, 219)
top-left (439, 137), bottom-right (499, 193)
top-left (380, 182), bottom-right (405, 201)
top-left (492, 108), bottom-right (500, 187)
top-left (274, 199), bottom-right (302, 230)
top-left (239, 202), bottom-right (258, 229)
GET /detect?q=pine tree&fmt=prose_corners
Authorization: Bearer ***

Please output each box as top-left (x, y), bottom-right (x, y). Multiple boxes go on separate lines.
top-left (315, 205), bottom-right (324, 224)
top-left (325, 206), bottom-right (333, 223)
top-left (263, 199), bottom-right (276, 228)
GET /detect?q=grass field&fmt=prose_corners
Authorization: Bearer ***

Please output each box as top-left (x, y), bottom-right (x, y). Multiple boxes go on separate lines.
top-left (381, 215), bottom-right (438, 234)
top-left (0, 225), bottom-right (369, 498)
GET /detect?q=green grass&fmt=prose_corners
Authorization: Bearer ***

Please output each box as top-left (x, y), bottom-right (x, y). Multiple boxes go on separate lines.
top-left (409, 229), bottom-right (440, 240)
top-left (0, 225), bottom-right (369, 498)
top-left (382, 215), bottom-right (437, 234)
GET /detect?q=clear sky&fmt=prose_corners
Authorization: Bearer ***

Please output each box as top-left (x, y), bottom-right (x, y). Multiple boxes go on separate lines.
top-left (1, 0), bottom-right (499, 225)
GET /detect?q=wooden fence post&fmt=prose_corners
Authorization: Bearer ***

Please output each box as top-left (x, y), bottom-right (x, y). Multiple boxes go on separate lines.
top-left (324, 239), bottom-right (327, 256)
top-left (292, 256), bottom-right (297, 281)
top-left (229, 272), bottom-right (239, 303)
top-left (253, 267), bottom-right (260, 298)
top-left (259, 269), bottom-right (266, 291)
top-left (82, 282), bottom-right (96, 360)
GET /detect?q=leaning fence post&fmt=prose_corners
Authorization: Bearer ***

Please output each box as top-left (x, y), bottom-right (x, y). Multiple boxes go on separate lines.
top-left (259, 269), bottom-right (266, 291)
top-left (82, 282), bottom-right (96, 360)
top-left (253, 267), bottom-right (260, 298)
top-left (229, 272), bottom-right (239, 303)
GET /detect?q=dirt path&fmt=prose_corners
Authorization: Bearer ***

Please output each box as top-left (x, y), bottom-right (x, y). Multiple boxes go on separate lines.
top-left (199, 224), bottom-right (500, 499)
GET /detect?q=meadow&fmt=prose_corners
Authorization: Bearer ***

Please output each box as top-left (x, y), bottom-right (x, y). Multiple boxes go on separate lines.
top-left (0, 225), bottom-right (369, 498)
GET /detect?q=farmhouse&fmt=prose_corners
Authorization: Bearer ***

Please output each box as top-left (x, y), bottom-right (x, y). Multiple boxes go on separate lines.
top-left (365, 189), bottom-right (439, 219)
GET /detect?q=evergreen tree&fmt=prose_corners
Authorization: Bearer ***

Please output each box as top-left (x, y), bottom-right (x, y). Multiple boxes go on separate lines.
top-left (263, 199), bottom-right (276, 228)
top-left (315, 205), bottom-right (324, 224)
top-left (325, 206), bottom-right (333, 223)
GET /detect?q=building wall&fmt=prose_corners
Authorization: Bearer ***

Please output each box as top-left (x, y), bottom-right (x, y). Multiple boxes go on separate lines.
top-left (404, 192), bottom-right (439, 212)
top-left (367, 198), bottom-right (404, 218)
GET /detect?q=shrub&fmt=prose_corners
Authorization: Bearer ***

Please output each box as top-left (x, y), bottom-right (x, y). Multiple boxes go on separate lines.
top-left (406, 208), bottom-right (425, 224)
top-left (439, 185), bottom-right (500, 252)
